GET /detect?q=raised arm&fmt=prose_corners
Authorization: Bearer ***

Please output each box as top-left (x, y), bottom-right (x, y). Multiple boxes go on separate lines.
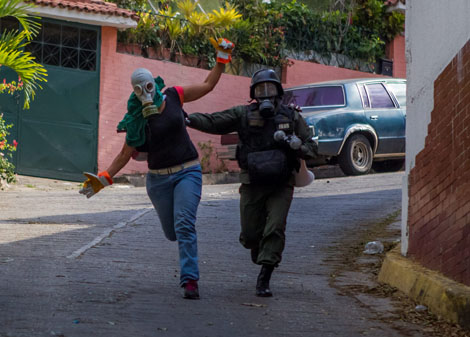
top-left (182, 62), bottom-right (226, 102)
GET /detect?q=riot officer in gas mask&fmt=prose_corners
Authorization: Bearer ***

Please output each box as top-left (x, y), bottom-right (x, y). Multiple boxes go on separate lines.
top-left (187, 68), bottom-right (318, 297)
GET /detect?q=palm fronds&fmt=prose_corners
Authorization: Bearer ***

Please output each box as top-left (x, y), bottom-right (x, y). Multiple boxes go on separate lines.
top-left (0, 0), bottom-right (47, 109)
top-left (0, 0), bottom-right (41, 40)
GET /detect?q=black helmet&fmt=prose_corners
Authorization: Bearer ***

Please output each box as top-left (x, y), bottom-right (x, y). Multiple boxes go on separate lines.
top-left (250, 68), bottom-right (284, 99)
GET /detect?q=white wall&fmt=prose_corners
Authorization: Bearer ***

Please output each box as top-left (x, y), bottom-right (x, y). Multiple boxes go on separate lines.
top-left (402, 1), bottom-right (470, 255)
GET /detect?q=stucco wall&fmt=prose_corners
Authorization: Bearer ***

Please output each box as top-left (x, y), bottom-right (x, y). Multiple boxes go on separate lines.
top-left (402, 1), bottom-right (470, 255)
top-left (284, 59), bottom-right (385, 87)
top-left (99, 27), bottom-right (405, 176)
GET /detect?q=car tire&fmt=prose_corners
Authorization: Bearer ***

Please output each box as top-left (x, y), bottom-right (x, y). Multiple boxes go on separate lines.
top-left (372, 159), bottom-right (405, 173)
top-left (338, 134), bottom-right (373, 175)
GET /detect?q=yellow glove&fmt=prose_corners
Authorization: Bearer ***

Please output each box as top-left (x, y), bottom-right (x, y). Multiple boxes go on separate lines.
top-left (210, 37), bottom-right (235, 64)
top-left (79, 171), bottom-right (113, 198)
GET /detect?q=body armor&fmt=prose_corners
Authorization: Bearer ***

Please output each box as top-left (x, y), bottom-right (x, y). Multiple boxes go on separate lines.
top-left (236, 103), bottom-right (298, 184)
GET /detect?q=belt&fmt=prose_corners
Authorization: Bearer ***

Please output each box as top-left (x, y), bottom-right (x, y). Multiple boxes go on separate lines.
top-left (148, 159), bottom-right (200, 175)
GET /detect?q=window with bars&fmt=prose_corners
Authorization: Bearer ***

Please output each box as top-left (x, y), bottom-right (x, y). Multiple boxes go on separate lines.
top-left (24, 21), bottom-right (98, 71)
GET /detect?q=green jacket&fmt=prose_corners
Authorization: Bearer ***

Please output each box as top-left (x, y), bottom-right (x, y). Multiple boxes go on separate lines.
top-left (188, 104), bottom-right (318, 184)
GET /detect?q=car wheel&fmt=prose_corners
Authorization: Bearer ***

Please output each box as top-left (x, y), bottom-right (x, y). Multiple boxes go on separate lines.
top-left (338, 134), bottom-right (373, 175)
top-left (372, 159), bottom-right (405, 173)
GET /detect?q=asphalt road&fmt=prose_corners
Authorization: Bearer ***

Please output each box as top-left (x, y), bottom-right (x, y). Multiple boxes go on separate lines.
top-left (0, 172), bottom-right (435, 337)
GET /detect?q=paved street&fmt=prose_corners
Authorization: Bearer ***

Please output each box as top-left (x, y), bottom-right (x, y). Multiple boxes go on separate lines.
top-left (0, 172), bottom-right (434, 337)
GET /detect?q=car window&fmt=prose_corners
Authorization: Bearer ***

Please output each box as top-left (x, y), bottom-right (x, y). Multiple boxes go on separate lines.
top-left (359, 84), bottom-right (370, 108)
top-left (366, 83), bottom-right (395, 108)
top-left (386, 83), bottom-right (406, 107)
top-left (283, 86), bottom-right (344, 107)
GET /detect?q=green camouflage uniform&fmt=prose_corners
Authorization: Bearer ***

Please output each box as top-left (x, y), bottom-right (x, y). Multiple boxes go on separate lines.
top-left (188, 104), bottom-right (317, 267)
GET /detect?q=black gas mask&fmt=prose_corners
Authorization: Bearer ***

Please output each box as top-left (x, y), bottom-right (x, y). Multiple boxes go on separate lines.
top-left (253, 82), bottom-right (279, 118)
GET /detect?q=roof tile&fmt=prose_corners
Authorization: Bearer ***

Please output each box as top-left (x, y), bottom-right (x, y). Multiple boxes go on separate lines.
top-left (26, 0), bottom-right (139, 21)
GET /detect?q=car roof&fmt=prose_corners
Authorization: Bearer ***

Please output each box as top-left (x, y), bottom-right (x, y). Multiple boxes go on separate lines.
top-left (285, 77), bottom-right (406, 91)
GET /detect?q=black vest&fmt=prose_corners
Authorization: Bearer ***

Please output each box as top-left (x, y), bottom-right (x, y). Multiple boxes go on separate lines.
top-left (236, 103), bottom-right (297, 171)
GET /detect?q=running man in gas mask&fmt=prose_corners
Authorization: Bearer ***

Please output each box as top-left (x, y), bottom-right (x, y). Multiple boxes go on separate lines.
top-left (187, 68), bottom-right (318, 297)
top-left (78, 38), bottom-right (235, 300)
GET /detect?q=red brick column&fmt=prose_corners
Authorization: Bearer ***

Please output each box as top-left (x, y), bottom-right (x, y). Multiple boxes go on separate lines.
top-left (407, 40), bottom-right (470, 285)
top-left (386, 34), bottom-right (406, 78)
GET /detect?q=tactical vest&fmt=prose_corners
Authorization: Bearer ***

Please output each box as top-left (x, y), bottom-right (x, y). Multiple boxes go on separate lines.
top-left (236, 103), bottom-right (298, 184)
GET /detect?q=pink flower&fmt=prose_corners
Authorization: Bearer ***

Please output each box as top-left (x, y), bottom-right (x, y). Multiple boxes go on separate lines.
top-left (13, 140), bottom-right (18, 148)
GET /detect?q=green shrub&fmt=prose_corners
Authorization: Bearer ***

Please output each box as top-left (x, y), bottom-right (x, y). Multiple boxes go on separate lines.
top-left (112, 0), bottom-right (404, 72)
top-left (0, 114), bottom-right (17, 186)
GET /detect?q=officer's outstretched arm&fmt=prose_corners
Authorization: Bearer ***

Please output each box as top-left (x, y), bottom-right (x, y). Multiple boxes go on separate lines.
top-left (187, 106), bottom-right (244, 135)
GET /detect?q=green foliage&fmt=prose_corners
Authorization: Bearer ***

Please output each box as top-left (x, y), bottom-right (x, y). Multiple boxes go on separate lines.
top-left (0, 114), bottom-right (17, 186)
top-left (224, 0), bottom-right (289, 68)
top-left (302, 0), bottom-right (330, 11)
top-left (198, 0), bottom-right (222, 11)
top-left (273, 0), bottom-right (403, 68)
top-left (107, 0), bottom-right (149, 12)
top-left (113, 0), bottom-right (404, 71)
top-left (116, 0), bottom-right (240, 65)
top-left (119, 11), bottom-right (161, 49)
top-left (0, 0), bottom-right (48, 109)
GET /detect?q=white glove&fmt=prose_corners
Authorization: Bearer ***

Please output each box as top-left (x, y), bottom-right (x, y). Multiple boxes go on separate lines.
top-left (79, 171), bottom-right (113, 198)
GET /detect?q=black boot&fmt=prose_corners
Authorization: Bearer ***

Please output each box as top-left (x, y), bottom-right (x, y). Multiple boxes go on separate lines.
top-left (256, 265), bottom-right (274, 297)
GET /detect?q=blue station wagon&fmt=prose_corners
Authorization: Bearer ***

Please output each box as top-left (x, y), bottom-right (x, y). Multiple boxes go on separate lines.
top-left (282, 78), bottom-right (406, 175)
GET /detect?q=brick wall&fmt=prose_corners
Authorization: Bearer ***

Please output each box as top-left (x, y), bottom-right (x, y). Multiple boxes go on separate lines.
top-left (407, 40), bottom-right (470, 285)
top-left (99, 27), bottom-right (406, 176)
top-left (386, 35), bottom-right (406, 79)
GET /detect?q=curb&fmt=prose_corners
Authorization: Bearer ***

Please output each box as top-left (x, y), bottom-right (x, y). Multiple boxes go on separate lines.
top-left (378, 245), bottom-right (470, 329)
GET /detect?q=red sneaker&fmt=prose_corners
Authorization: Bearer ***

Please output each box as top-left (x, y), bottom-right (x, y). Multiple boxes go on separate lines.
top-left (183, 280), bottom-right (200, 300)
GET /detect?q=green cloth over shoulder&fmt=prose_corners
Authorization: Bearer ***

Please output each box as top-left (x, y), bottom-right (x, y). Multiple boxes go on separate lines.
top-left (116, 76), bottom-right (165, 147)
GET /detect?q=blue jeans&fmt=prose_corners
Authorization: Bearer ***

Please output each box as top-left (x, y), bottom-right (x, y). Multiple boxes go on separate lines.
top-left (146, 164), bottom-right (202, 286)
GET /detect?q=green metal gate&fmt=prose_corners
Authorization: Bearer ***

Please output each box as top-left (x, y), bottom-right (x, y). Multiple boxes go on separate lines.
top-left (0, 18), bottom-right (100, 181)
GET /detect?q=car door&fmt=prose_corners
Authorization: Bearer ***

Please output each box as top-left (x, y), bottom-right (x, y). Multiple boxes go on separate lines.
top-left (362, 82), bottom-right (406, 154)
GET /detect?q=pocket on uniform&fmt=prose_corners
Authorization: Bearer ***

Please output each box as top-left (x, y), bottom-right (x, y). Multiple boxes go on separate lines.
top-left (246, 149), bottom-right (290, 184)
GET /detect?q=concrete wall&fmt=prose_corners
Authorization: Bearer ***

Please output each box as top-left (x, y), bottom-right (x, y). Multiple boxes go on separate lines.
top-left (99, 27), bottom-right (405, 175)
top-left (404, 1), bottom-right (470, 285)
